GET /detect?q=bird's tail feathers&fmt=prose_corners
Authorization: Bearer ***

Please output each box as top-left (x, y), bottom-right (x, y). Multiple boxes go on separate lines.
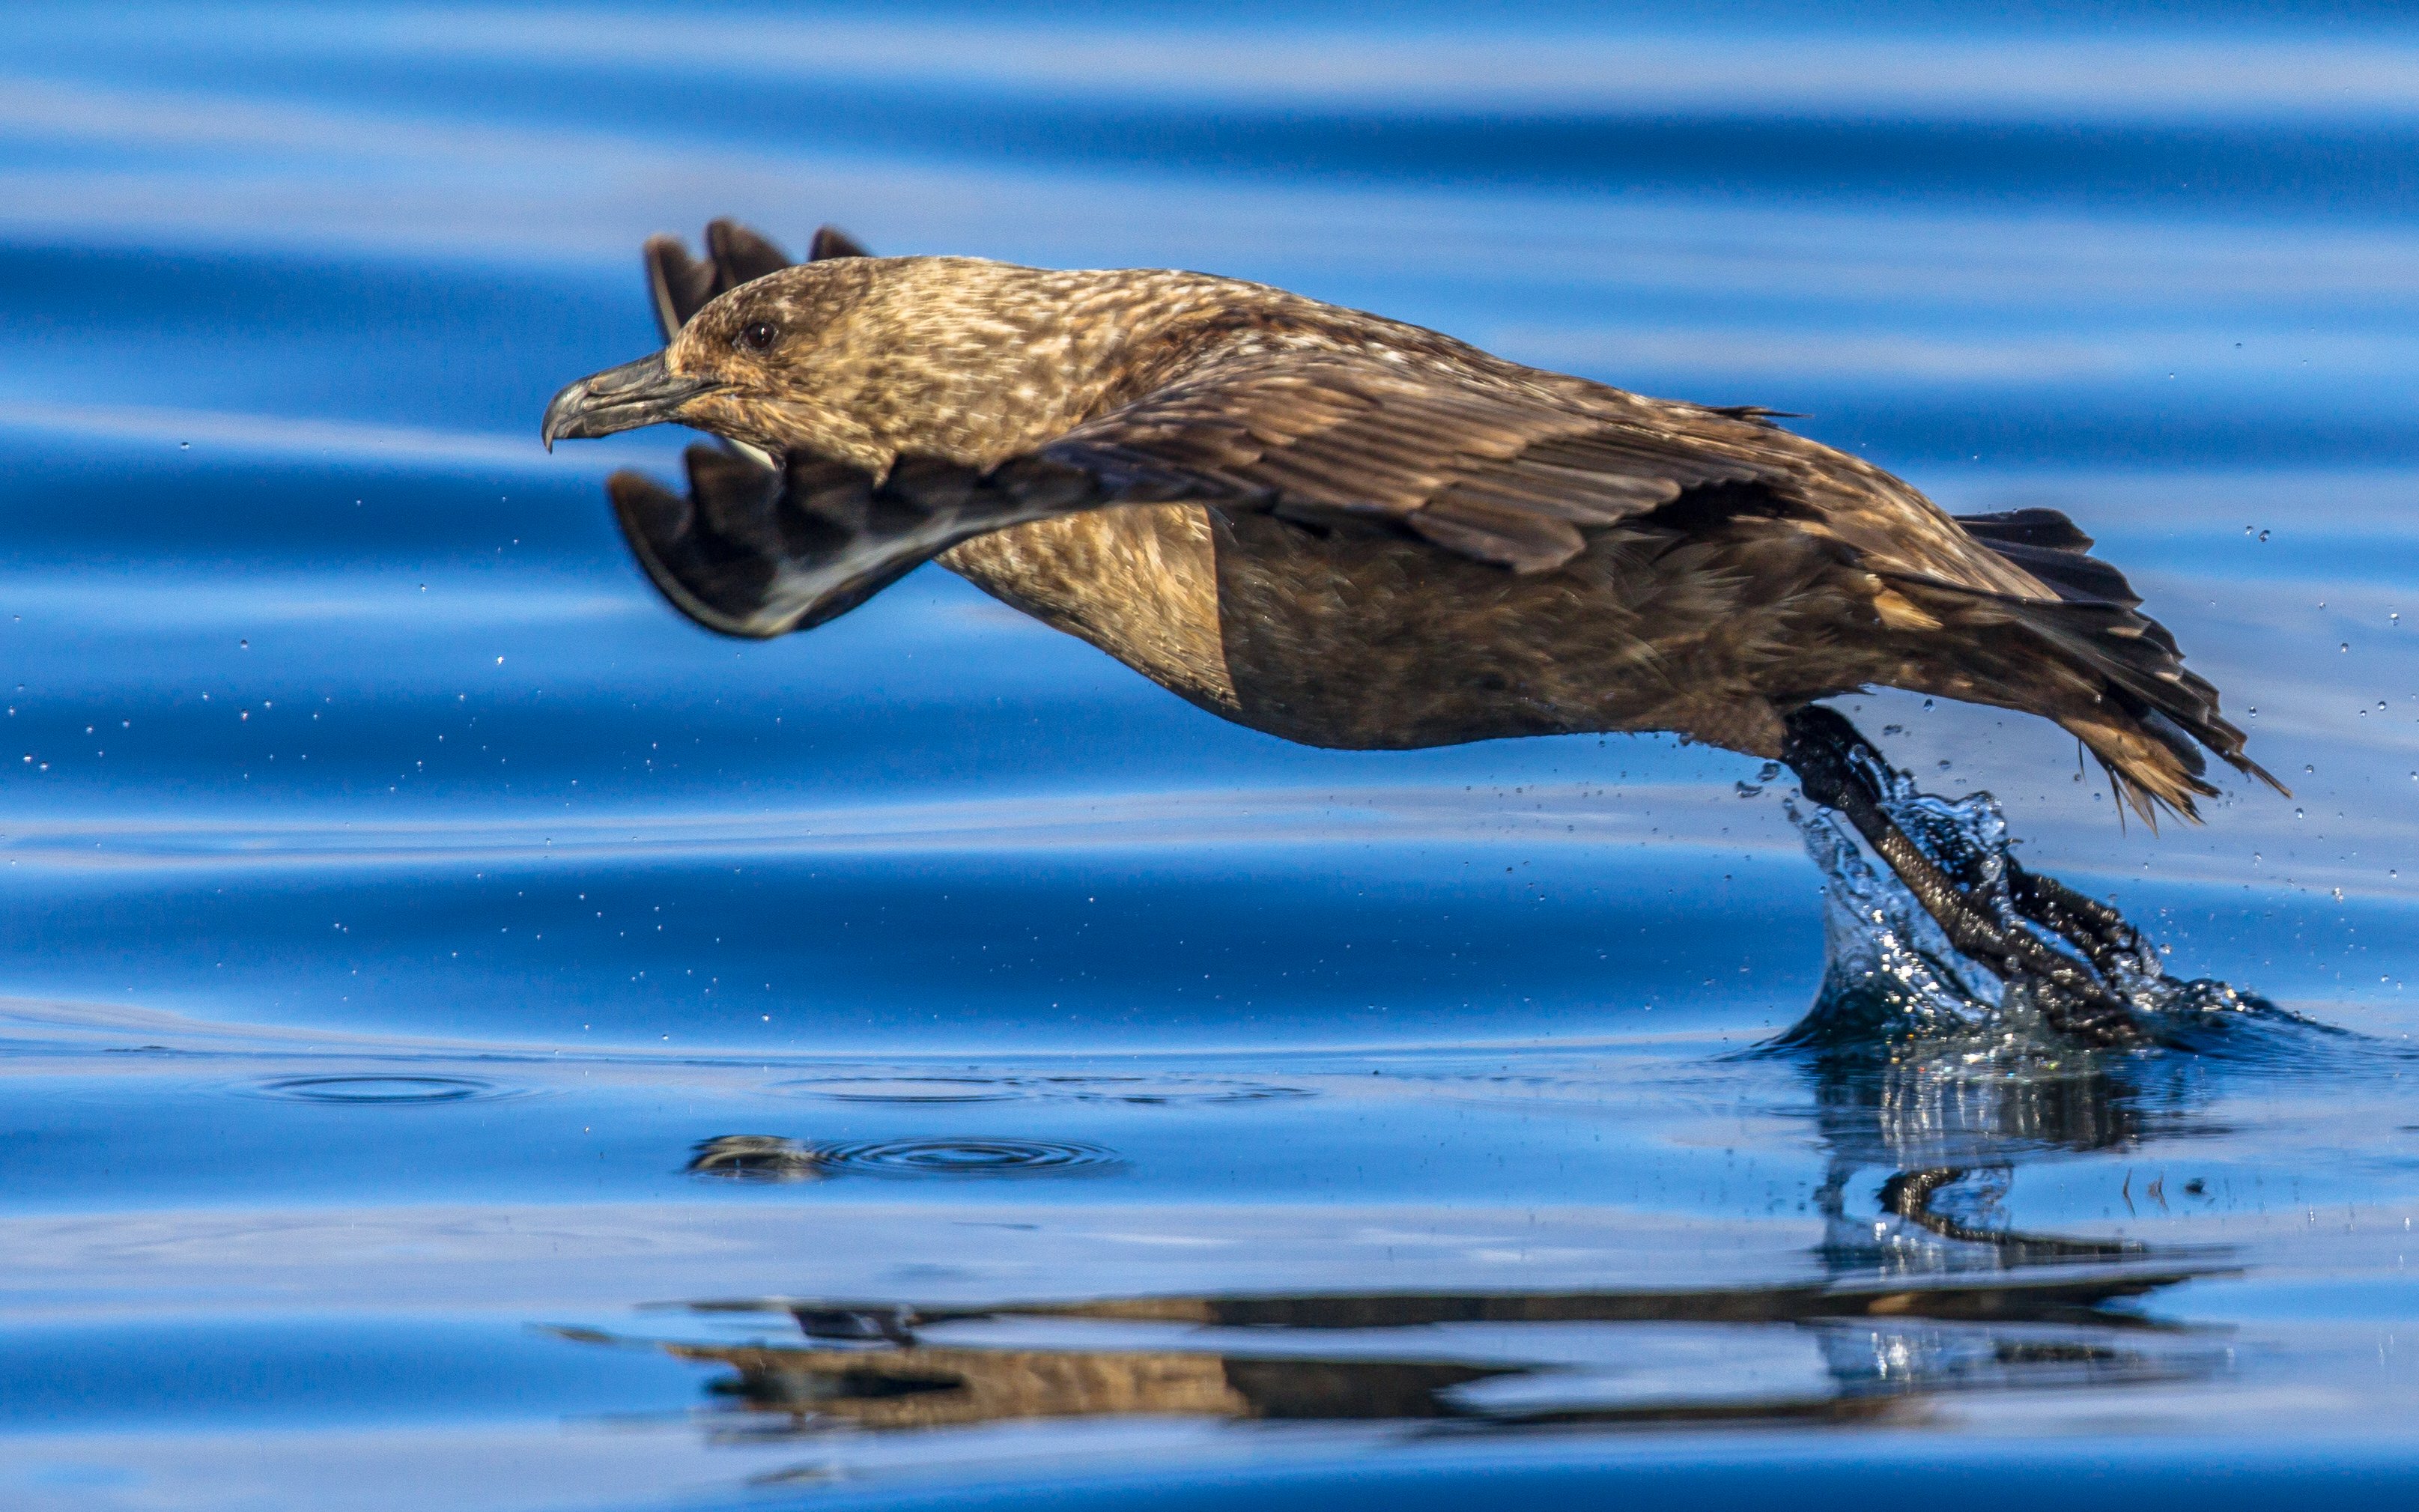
top-left (1892, 507), bottom-right (2284, 825)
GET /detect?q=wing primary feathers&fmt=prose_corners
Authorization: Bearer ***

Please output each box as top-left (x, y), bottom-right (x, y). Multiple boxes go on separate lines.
top-left (643, 235), bottom-right (716, 344)
top-left (645, 222), bottom-right (801, 338)
top-left (703, 219), bottom-right (792, 286)
top-left (1955, 507), bottom-right (2097, 553)
top-left (809, 225), bottom-right (871, 260)
top-left (643, 219), bottom-right (870, 343)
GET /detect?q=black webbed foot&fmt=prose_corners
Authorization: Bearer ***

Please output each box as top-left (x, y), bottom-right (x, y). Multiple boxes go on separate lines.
top-left (1781, 705), bottom-right (2149, 1048)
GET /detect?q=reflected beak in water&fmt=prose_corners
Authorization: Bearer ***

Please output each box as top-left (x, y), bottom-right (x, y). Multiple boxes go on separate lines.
top-left (541, 351), bottom-right (722, 449)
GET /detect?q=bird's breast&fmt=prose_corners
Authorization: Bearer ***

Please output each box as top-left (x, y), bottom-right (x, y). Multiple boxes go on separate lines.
top-left (936, 507), bottom-right (1242, 720)
top-left (939, 508), bottom-right (1801, 754)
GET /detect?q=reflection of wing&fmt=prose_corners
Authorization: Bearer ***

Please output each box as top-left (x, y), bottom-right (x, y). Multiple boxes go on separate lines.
top-left (606, 351), bottom-right (1795, 638)
top-left (642, 219), bottom-right (865, 341)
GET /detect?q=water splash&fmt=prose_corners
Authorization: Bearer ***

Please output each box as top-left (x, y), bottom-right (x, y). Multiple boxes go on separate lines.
top-left (1775, 751), bottom-right (2292, 1059)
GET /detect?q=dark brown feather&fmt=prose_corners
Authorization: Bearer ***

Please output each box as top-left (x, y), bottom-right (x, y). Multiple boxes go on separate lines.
top-left (643, 220), bottom-right (869, 341)
top-left (809, 225), bottom-right (871, 260)
top-left (1027, 356), bottom-right (1782, 572)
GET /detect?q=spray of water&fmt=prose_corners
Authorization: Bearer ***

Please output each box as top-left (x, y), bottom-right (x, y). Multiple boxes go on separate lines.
top-left (1776, 754), bottom-right (2284, 1059)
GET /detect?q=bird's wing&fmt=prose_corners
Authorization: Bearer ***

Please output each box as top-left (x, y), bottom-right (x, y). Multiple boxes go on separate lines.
top-left (643, 219), bottom-right (865, 341)
top-left (610, 446), bottom-right (911, 637)
top-left (1033, 354), bottom-right (1784, 572)
top-left (612, 440), bottom-right (1214, 637)
top-left (607, 353), bottom-right (1803, 638)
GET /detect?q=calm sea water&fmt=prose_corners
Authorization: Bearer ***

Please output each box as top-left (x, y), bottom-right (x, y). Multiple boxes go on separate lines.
top-left (4, 3), bottom-right (2419, 1507)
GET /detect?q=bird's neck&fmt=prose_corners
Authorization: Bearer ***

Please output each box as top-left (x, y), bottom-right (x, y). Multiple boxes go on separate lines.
top-left (813, 264), bottom-right (1331, 471)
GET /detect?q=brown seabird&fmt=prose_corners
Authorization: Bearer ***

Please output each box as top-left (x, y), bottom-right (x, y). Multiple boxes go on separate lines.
top-left (541, 220), bottom-right (2280, 1045)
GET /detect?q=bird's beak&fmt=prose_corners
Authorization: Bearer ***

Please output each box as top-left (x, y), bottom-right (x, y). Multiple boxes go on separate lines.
top-left (541, 351), bottom-right (722, 450)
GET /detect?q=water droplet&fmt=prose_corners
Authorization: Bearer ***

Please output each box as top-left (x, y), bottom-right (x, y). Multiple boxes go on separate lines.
top-left (2257, 529), bottom-right (2270, 541)
top-left (237, 639), bottom-right (249, 649)
top-left (2295, 808), bottom-right (2305, 819)
top-left (1921, 698), bottom-right (1934, 711)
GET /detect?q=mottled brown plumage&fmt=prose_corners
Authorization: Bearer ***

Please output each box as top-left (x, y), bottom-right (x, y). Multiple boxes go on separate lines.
top-left (540, 220), bottom-right (2283, 1045)
top-left (543, 220), bottom-right (2271, 822)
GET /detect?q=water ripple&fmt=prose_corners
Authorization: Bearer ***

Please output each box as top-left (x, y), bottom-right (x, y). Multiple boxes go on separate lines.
top-left (774, 1073), bottom-right (1311, 1106)
top-left (238, 1073), bottom-right (516, 1105)
top-left (816, 1138), bottom-right (1119, 1176)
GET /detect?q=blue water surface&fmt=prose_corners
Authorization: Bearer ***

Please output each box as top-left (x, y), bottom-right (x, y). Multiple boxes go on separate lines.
top-left (2, 4), bottom-right (2418, 1508)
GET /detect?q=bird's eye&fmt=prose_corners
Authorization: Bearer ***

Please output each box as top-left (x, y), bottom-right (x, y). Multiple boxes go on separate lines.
top-left (738, 320), bottom-right (778, 353)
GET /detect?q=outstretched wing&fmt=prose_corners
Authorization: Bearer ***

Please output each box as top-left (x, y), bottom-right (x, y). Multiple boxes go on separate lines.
top-left (1034, 355), bottom-right (1783, 571)
top-left (607, 352), bottom-right (1800, 637)
top-left (643, 219), bottom-right (866, 341)
top-left (610, 443), bottom-right (1145, 637)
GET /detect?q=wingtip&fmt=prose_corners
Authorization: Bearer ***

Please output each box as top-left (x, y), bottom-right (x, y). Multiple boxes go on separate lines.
top-left (810, 225), bottom-right (871, 261)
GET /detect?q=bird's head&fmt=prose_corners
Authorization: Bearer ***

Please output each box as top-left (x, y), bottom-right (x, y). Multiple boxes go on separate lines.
top-left (541, 256), bottom-right (1104, 471)
top-left (541, 257), bottom-right (895, 465)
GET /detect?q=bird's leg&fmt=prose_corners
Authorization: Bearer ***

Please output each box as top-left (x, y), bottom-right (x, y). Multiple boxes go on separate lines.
top-left (1779, 706), bottom-right (2149, 1048)
top-left (2001, 860), bottom-right (2153, 981)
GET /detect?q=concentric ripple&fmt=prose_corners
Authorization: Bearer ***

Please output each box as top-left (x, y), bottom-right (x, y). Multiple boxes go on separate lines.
top-left (240, 1074), bottom-right (515, 1105)
top-left (815, 1138), bottom-right (1119, 1176)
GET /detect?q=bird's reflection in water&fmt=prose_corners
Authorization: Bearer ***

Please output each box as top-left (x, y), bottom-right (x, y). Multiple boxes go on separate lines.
top-left (620, 1020), bottom-right (2241, 1457)
top-left (1796, 1044), bottom-right (2185, 1282)
top-left (1773, 1041), bottom-right (2210, 1401)
top-left (625, 1266), bottom-right (2217, 1446)
top-left (624, 824), bottom-right (2276, 1460)
top-left (1776, 936), bottom-right (2251, 1277)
